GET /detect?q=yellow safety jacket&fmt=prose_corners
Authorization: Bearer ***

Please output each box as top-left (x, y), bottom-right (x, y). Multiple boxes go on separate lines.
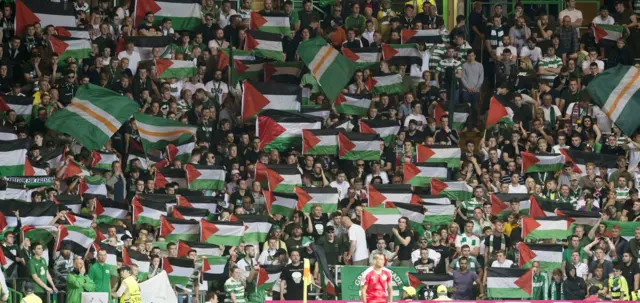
top-left (608, 276), bottom-right (630, 301)
top-left (120, 276), bottom-right (142, 303)
top-left (433, 296), bottom-right (453, 301)
top-left (631, 289), bottom-right (640, 300)
top-left (21, 294), bottom-right (42, 303)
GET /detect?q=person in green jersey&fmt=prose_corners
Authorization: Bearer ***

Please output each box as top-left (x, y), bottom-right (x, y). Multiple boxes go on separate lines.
top-left (66, 256), bottom-right (96, 303)
top-left (458, 186), bottom-right (486, 221)
top-left (28, 242), bottom-right (57, 302)
top-left (531, 262), bottom-right (549, 300)
top-left (224, 266), bottom-right (246, 303)
top-left (89, 249), bottom-right (112, 296)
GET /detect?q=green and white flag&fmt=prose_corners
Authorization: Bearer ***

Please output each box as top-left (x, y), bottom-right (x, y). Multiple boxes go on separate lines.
top-left (256, 110), bottom-right (322, 152)
top-left (587, 65), bottom-right (640, 136)
top-left (334, 93), bottom-right (371, 116)
top-left (160, 216), bottom-right (199, 242)
top-left (184, 164), bottom-right (225, 191)
top-left (486, 268), bottom-right (532, 299)
top-left (302, 129), bottom-right (340, 156)
top-left (46, 84), bottom-right (139, 150)
top-left (264, 190), bottom-right (298, 217)
top-left (250, 11), bottom-right (290, 35)
top-left (403, 163), bottom-right (448, 187)
top-left (155, 59), bottom-right (197, 79)
top-left (295, 186), bottom-right (339, 213)
top-left (430, 179), bottom-right (473, 201)
top-left (134, 113), bottom-right (196, 152)
top-left (359, 119), bottom-right (400, 145)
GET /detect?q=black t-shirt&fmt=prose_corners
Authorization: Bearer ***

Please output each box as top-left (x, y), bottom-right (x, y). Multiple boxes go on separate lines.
top-left (395, 230), bottom-right (414, 261)
top-left (280, 263), bottom-right (306, 300)
top-left (430, 244), bottom-right (451, 274)
top-left (309, 214), bottom-right (329, 238)
top-left (414, 258), bottom-right (435, 273)
top-left (405, 130), bottom-right (425, 144)
top-left (621, 262), bottom-right (640, 288)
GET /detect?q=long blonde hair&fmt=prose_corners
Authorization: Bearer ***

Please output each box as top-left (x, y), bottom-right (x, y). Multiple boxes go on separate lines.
top-left (519, 57), bottom-right (534, 72)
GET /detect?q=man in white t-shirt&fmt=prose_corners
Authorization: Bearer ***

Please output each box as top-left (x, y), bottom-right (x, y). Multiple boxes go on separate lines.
top-left (581, 48), bottom-right (604, 73)
top-left (455, 221), bottom-right (480, 256)
top-left (204, 70), bottom-right (229, 104)
top-left (342, 216), bottom-right (369, 265)
top-left (329, 171), bottom-right (350, 200)
top-left (403, 102), bottom-right (428, 131)
top-left (508, 173), bottom-right (528, 193)
top-left (559, 0), bottom-right (583, 34)
top-left (592, 6), bottom-right (614, 25)
top-left (117, 40), bottom-right (141, 75)
top-left (490, 250), bottom-right (514, 268)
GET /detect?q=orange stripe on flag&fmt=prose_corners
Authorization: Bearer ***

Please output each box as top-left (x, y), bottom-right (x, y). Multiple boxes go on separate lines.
top-left (71, 103), bottom-right (118, 133)
top-left (138, 128), bottom-right (193, 137)
top-left (608, 70), bottom-right (640, 117)
top-left (312, 47), bottom-right (335, 76)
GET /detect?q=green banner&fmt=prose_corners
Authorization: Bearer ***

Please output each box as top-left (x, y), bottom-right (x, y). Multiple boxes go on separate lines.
top-left (339, 266), bottom-right (416, 300)
top-left (5, 176), bottom-right (54, 188)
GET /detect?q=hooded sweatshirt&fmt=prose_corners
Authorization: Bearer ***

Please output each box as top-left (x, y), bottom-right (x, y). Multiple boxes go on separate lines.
top-left (564, 263), bottom-right (587, 300)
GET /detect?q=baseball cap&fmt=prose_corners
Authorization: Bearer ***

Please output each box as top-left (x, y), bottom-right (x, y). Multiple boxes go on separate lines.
top-left (437, 285), bottom-right (448, 294)
top-left (402, 286), bottom-right (416, 297)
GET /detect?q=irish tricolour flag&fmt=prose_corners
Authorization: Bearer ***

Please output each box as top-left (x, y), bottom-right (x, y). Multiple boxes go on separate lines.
top-left (295, 186), bottom-right (339, 213)
top-left (250, 11), bottom-right (290, 35)
top-left (416, 145), bottom-right (461, 168)
top-left (521, 152), bottom-right (566, 173)
top-left (593, 24), bottom-right (624, 43)
top-left (522, 216), bottom-right (569, 240)
top-left (403, 163), bottom-right (448, 187)
top-left (587, 65), bottom-right (640, 136)
top-left (257, 110), bottom-right (322, 152)
top-left (242, 82), bottom-right (301, 121)
top-left (518, 243), bottom-right (563, 273)
top-left (359, 120), bottom-right (400, 145)
top-left (200, 220), bottom-right (245, 246)
top-left (487, 268), bottom-right (532, 299)
top-left (302, 129), bottom-right (339, 156)
top-left (185, 164), bottom-right (225, 191)
top-left (264, 190), bottom-right (298, 217)
top-left (135, 0), bottom-right (202, 30)
top-left (155, 59), bottom-right (196, 79)
top-left (334, 93), bottom-right (371, 116)
top-left (431, 179), bottom-right (473, 201)
top-left (256, 163), bottom-right (302, 193)
top-left (338, 132), bottom-right (381, 160)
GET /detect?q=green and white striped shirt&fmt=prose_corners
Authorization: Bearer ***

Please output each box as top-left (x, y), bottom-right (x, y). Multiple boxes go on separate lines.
top-left (615, 187), bottom-right (630, 202)
top-left (539, 55), bottom-right (563, 83)
top-left (426, 43), bottom-right (446, 71)
top-left (224, 278), bottom-right (246, 303)
top-left (460, 198), bottom-right (484, 218)
top-left (436, 58), bottom-right (462, 73)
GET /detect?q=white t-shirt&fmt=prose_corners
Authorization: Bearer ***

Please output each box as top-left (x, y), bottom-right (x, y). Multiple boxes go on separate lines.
top-left (365, 172), bottom-right (389, 185)
top-left (218, 10), bottom-right (238, 28)
top-left (404, 113), bottom-right (428, 131)
top-left (581, 59), bottom-right (604, 72)
top-left (508, 184), bottom-right (527, 194)
top-left (411, 248), bottom-right (441, 265)
top-left (117, 50), bottom-right (141, 75)
top-left (347, 224), bottom-right (369, 262)
top-left (330, 180), bottom-right (350, 200)
top-left (540, 105), bottom-right (562, 125)
top-left (204, 80), bottom-right (229, 104)
top-left (491, 259), bottom-right (514, 268)
top-left (519, 46), bottom-right (543, 64)
top-left (559, 8), bottom-right (583, 35)
top-left (593, 15), bottom-right (615, 25)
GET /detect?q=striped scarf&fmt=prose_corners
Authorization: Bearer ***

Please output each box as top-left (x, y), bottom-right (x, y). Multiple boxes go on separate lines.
top-left (550, 281), bottom-right (564, 299)
top-left (488, 27), bottom-right (504, 49)
top-left (488, 234), bottom-right (506, 255)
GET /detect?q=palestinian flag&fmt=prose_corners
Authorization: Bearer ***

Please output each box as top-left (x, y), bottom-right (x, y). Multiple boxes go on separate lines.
top-left (559, 210), bottom-right (600, 227)
top-left (338, 132), bottom-right (381, 160)
top-left (295, 186), bottom-right (339, 213)
top-left (0, 127), bottom-right (16, 141)
top-left (245, 30), bottom-right (284, 61)
top-left (487, 268), bottom-right (532, 299)
top-left (93, 243), bottom-right (120, 276)
top-left (54, 36), bottom-right (92, 64)
top-left (78, 176), bottom-right (107, 197)
top-left (250, 11), bottom-right (289, 35)
top-left (342, 47), bottom-right (381, 69)
top-left (264, 62), bottom-right (302, 83)
top-left (132, 199), bottom-right (166, 227)
top-left (134, 0), bottom-right (202, 30)
top-left (522, 216), bottom-right (569, 240)
top-left (167, 141), bottom-right (195, 164)
top-left (408, 273), bottom-right (453, 289)
top-left (56, 195), bottom-right (82, 213)
top-left (61, 160), bottom-right (90, 180)
top-left (434, 103), bottom-right (470, 131)
top-left (256, 109), bottom-right (322, 152)
top-left (172, 206), bottom-right (209, 221)
top-left (297, 37), bottom-right (356, 102)
top-left (122, 247), bottom-right (151, 275)
top-left (518, 243), bottom-right (563, 273)
top-left (242, 82), bottom-right (301, 121)
top-left (126, 149), bottom-right (163, 171)
top-left (521, 152), bottom-right (566, 173)
top-left (95, 199), bottom-right (128, 224)
top-left (257, 264), bottom-right (285, 291)
top-left (63, 212), bottom-right (93, 228)
top-left (401, 29), bottom-right (443, 44)
top-left (360, 207), bottom-right (402, 233)
top-left (302, 129), bottom-right (340, 156)
top-left (216, 48), bottom-right (264, 84)
top-left (334, 93), bottom-right (371, 116)
top-left (301, 108), bottom-right (330, 120)
top-left (593, 24), bottom-right (624, 43)
top-left (117, 36), bottom-right (172, 60)
top-left (359, 119), bottom-right (400, 145)
top-left (54, 26), bottom-right (90, 39)
top-left (263, 190), bottom-right (298, 217)
top-left (487, 96), bottom-right (513, 127)
top-left (388, 202), bottom-right (425, 232)
top-left (0, 182), bottom-right (29, 201)
top-left (491, 193), bottom-right (529, 218)
top-left (177, 196), bottom-right (219, 214)
top-left (178, 240), bottom-right (221, 257)
top-left (163, 257), bottom-right (195, 285)
top-left (416, 145), bottom-right (461, 168)
top-left (403, 163), bottom-right (448, 187)
top-left (1, 201), bottom-right (55, 228)
top-left (134, 112), bottom-right (196, 152)
top-left (15, 0), bottom-right (76, 35)
top-left (561, 149), bottom-right (617, 175)
top-left (602, 220), bottom-right (640, 240)
top-left (46, 84), bottom-right (139, 151)
top-left (430, 179), bottom-right (473, 201)
top-left (368, 184), bottom-right (415, 208)
top-left (91, 151), bottom-right (119, 171)
top-left (1, 245), bottom-right (16, 274)
top-left (381, 44), bottom-right (422, 66)
top-left (231, 215), bottom-right (272, 243)
top-left (184, 164), bottom-right (225, 191)
top-left (201, 256), bottom-right (229, 281)
top-left (256, 163), bottom-right (302, 193)
top-left (0, 95), bottom-right (33, 120)
top-left (365, 73), bottom-right (403, 95)
top-left (417, 195), bottom-right (455, 227)
top-left (135, 193), bottom-right (177, 207)
top-left (155, 59), bottom-right (197, 79)
top-left (200, 220), bottom-right (245, 246)
top-left (586, 65), bottom-right (640, 136)
top-left (57, 225), bottom-right (96, 256)
top-left (330, 119), bottom-right (355, 131)
top-left (0, 139), bottom-right (33, 177)
top-left (160, 216), bottom-right (199, 242)
top-left (155, 167), bottom-right (188, 189)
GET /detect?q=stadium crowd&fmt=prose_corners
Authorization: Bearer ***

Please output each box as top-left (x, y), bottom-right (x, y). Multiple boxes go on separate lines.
top-left (3, 0), bottom-right (640, 303)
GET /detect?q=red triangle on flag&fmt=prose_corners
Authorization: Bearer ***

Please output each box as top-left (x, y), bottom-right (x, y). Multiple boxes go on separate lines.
top-left (160, 216), bottom-right (175, 237)
top-left (56, 225), bottom-right (69, 251)
top-left (529, 196), bottom-right (546, 218)
top-left (364, 77), bottom-right (377, 91)
top-left (122, 247), bottom-right (133, 266)
top-left (555, 209), bottom-right (576, 226)
top-left (325, 279), bottom-right (337, 296)
top-left (134, 0), bottom-right (161, 25)
top-left (94, 227), bottom-right (106, 243)
top-left (217, 50), bottom-right (230, 70)
top-left (358, 121), bottom-right (376, 134)
top-left (0, 246), bottom-right (6, 266)
top-left (242, 82), bottom-right (271, 121)
top-left (338, 132), bottom-right (355, 157)
top-left (54, 26), bottom-right (71, 37)
top-left (257, 267), bottom-right (269, 287)
top-left (514, 269), bottom-right (534, 296)
top-left (407, 273), bottom-right (423, 289)
top-left (78, 178), bottom-right (89, 196)
top-left (24, 157), bottom-right (35, 176)
top-left (401, 29), bottom-right (418, 43)
top-left (177, 240), bottom-right (191, 257)
top-left (518, 242), bottom-right (537, 267)
top-left (234, 59), bottom-right (249, 75)
top-left (381, 43), bottom-right (399, 60)
top-left (521, 152), bottom-right (540, 173)
top-left (132, 197), bottom-right (144, 223)
top-left (91, 151), bottom-right (102, 168)
top-left (257, 116), bottom-right (286, 150)
top-left (367, 184), bottom-right (387, 207)
top-left (177, 196), bottom-right (194, 208)
top-left (302, 129), bottom-right (321, 154)
top-left (201, 257), bottom-right (211, 281)
top-left (0, 96), bottom-right (10, 112)
top-left (403, 163), bottom-right (421, 184)
top-left (256, 163), bottom-right (284, 191)
top-left (521, 217), bottom-right (541, 239)
top-left (410, 194), bottom-right (422, 205)
top-left (559, 149), bottom-right (582, 174)
top-left (64, 213), bottom-right (77, 225)
top-left (341, 48), bottom-right (360, 62)
top-left (244, 32), bottom-right (260, 51)
top-left (15, 0), bottom-right (41, 35)
top-left (263, 189), bottom-right (274, 212)
top-left (250, 11), bottom-right (268, 30)
top-left (333, 93), bottom-right (347, 107)
top-left (416, 145), bottom-right (435, 162)
top-left (486, 97), bottom-right (509, 127)
top-left (295, 186), bottom-right (313, 210)
top-left (430, 179), bottom-right (448, 195)
top-left (154, 170), bottom-right (168, 189)
top-left (63, 161), bottom-right (84, 179)
top-left (593, 25), bottom-right (607, 44)
top-left (263, 63), bottom-right (276, 82)
top-left (172, 208), bottom-right (185, 220)
top-left (200, 219), bottom-right (220, 241)
top-left (50, 36), bottom-right (70, 56)
top-left (0, 212), bottom-right (8, 231)
top-left (94, 200), bottom-right (105, 216)
top-left (185, 164), bottom-right (202, 184)
top-left (360, 208), bottom-right (378, 230)
top-left (154, 59), bottom-right (173, 76)
top-left (434, 103), bottom-right (446, 127)
top-left (162, 257), bottom-right (174, 274)
top-left (115, 37), bottom-right (125, 53)
top-left (166, 144), bottom-right (178, 162)
top-left (490, 194), bottom-right (509, 216)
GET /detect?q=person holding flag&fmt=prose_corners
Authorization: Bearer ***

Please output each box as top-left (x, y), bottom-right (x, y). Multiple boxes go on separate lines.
top-left (360, 252), bottom-right (393, 303)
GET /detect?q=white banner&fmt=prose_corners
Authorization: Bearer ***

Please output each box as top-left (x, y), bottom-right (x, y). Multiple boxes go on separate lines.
top-left (140, 271), bottom-right (178, 303)
top-left (81, 292), bottom-right (108, 303)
